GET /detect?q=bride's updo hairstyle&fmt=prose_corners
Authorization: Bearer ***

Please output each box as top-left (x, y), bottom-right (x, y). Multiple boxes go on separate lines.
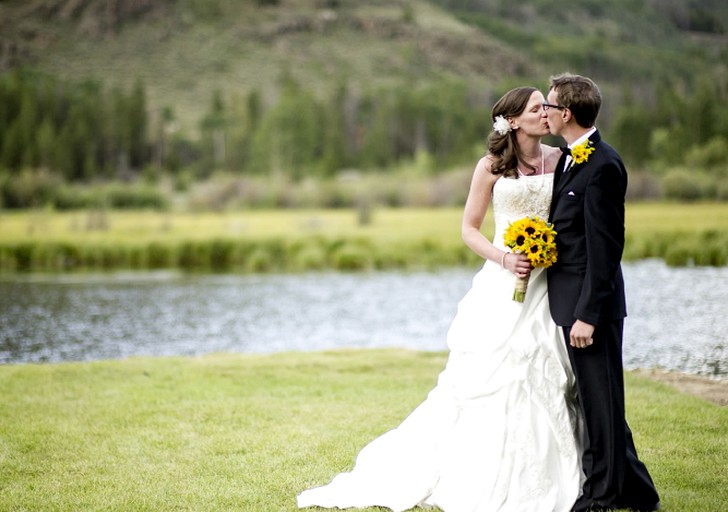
top-left (487, 86), bottom-right (537, 179)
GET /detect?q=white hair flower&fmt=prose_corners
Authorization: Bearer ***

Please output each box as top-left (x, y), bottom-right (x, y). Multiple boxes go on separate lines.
top-left (492, 115), bottom-right (511, 136)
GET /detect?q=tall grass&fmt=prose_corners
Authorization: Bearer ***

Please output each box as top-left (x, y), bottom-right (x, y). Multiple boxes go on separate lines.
top-left (0, 350), bottom-right (726, 511)
top-left (1, 202), bottom-right (726, 272)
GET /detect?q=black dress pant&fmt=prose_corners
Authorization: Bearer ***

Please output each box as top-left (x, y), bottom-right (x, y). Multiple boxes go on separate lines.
top-left (563, 320), bottom-right (659, 511)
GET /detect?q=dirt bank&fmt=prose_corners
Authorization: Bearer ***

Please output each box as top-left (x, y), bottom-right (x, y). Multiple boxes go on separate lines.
top-left (634, 369), bottom-right (728, 406)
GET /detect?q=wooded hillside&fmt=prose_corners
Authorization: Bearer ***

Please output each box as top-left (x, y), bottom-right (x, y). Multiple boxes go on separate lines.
top-left (1, 0), bottom-right (727, 206)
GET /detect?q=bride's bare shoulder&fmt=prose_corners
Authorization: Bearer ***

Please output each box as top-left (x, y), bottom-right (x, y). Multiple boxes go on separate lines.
top-left (541, 144), bottom-right (563, 174)
top-left (541, 144), bottom-right (562, 158)
top-left (474, 154), bottom-right (499, 179)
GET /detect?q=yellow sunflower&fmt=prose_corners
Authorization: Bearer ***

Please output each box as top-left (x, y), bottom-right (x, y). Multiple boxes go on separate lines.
top-left (503, 218), bottom-right (534, 252)
top-left (503, 216), bottom-right (558, 302)
top-left (504, 217), bottom-right (558, 265)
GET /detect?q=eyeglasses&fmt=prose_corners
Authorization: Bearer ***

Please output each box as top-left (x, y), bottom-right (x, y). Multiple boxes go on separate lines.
top-left (542, 103), bottom-right (566, 111)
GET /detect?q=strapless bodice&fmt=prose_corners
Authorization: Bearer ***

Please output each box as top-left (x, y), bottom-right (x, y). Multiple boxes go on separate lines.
top-left (492, 174), bottom-right (553, 248)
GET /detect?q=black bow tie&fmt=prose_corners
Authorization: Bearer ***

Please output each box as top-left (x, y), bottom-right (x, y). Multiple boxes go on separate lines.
top-left (560, 146), bottom-right (571, 155)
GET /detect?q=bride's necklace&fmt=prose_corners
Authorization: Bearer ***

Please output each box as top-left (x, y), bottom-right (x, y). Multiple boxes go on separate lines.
top-left (516, 148), bottom-right (545, 177)
top-left (516, 148), bottom-right (546, 192)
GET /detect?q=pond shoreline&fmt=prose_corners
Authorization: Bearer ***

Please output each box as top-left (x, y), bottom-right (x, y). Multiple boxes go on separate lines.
top-left (634, 368), bottom-right (728, 406)
top-left (3, 261), bottom-right (727, 377)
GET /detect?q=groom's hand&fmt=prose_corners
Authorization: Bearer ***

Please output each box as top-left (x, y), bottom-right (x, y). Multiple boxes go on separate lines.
top-left (570, 320), bottom-right (595, 348)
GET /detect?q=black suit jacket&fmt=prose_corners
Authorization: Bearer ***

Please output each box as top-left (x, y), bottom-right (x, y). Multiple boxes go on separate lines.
top-left (547, 130), bottom-right (628, 327)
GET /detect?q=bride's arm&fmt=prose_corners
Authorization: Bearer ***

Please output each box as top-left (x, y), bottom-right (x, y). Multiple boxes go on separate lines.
top-left (461, 156), bottom-right (502, 263)
top-left (461, 156), bottom-right (531, 277)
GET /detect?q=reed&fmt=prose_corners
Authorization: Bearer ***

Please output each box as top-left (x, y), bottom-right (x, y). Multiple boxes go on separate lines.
top-left (0, 203), bottom-right (725, 272)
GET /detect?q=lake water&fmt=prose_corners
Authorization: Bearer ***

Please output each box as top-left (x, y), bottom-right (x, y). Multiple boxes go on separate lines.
top-left (1, 260), bottom-right (727, 378)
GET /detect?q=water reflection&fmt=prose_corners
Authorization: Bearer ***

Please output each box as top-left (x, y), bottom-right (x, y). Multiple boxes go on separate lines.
top-left (1, 261), bottom-right (726, 378)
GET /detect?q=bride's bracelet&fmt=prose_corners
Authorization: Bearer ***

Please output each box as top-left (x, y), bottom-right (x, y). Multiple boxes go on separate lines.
top-left (501, 251), bottom-right (508, 269)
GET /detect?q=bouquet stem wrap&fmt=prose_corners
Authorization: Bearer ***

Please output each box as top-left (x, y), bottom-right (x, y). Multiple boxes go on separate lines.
top-left (513, 274), bottom-right (529, 303)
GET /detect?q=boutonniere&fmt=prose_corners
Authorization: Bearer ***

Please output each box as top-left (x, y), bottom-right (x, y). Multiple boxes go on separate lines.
top-left (569, 140), bottom-right (595, 169)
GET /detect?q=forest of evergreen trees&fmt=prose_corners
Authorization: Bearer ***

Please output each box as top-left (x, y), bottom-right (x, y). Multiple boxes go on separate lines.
top-left (1, 67), bottom-right (728, 209)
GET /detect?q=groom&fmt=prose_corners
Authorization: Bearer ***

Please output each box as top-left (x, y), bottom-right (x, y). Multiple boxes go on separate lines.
top-left (544, 73), bottom-right (660, 512)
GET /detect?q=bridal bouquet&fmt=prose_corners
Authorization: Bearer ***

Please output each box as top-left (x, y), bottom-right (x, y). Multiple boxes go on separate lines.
top-left (503, 216), bottom-right (558, 302)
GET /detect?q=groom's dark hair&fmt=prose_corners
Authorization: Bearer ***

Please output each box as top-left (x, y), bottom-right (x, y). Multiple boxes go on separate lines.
top-left (549, 73), bottom-right (601, 128)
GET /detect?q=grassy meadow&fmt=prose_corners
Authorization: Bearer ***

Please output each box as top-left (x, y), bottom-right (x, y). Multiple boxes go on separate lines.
top-left (0, 349), bottom-right (726, 511)
top-left (1, 201), bottom-right (727, 272)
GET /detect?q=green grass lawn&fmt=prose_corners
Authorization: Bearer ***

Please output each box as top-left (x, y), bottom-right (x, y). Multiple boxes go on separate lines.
top-left (1, 349), bottom-right (726, 511)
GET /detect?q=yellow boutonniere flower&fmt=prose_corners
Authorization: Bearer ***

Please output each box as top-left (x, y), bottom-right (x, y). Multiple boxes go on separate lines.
top-left (570, 140), bottom-right (595, 165)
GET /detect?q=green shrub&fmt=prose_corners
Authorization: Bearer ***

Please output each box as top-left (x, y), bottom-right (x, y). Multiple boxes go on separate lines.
top-left (664, 244), bottom-right (693, 266)
top-left (0, 169), bottom-right (61, 208)
top-left (177, 241), bottom-right (207, 270)
top-left (245, 247), bottom-right (275, 272)
top-left (209, 239), bottom-right (235, 271)
top-left (290, 239), bottom-right (328, 271)
top-left (716, 177), bottom-right (728, 201)
top-left (694, 231), bottom-right (728, 266)
top-left (685, 137), bottom-right (728, 169)
top-left (0, 246), bottom-right (17, 271)
top-left (330, 242), bottom-right (372, 270)
top-left (661, 170), bottom-right (711, 201)
top-left (54, 185), bottom-right (104, 209)
top-left (105, 183), bottom-right (169, 210)
top-left (146, 242), bottom-right (174, 269)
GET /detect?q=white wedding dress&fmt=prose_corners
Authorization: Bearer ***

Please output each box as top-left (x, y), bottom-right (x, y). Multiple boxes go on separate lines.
top-left (297, 173), bottom-right (583, 512)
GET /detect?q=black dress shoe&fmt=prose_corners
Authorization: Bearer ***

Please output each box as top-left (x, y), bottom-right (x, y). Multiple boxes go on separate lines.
top-left (612, 500), bottom-right (660, 512)
top-left (575, 498), bottom-right (660, 512)
top-left (571, 502), bottom-right (615, 512)
top-left (630, 502), bottom-right (661, 512)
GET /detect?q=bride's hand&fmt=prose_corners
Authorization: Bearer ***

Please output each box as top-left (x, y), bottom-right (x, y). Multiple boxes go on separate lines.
top-left (504, 253), bottom-right (532, 278)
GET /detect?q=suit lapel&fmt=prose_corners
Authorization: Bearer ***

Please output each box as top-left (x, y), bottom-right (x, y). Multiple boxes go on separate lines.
top-left (554, 162), bottom-right (579, 196)
top-left (553, 130), bottom-right (602, 197)
top-left (553, 152), bottom-right (567, 190)
top-left (550, 152), bottom-right (567, 220)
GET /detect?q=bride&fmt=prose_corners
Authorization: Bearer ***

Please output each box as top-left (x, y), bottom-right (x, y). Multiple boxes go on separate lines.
top-left (297, 87), bottom-right (584, 512)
